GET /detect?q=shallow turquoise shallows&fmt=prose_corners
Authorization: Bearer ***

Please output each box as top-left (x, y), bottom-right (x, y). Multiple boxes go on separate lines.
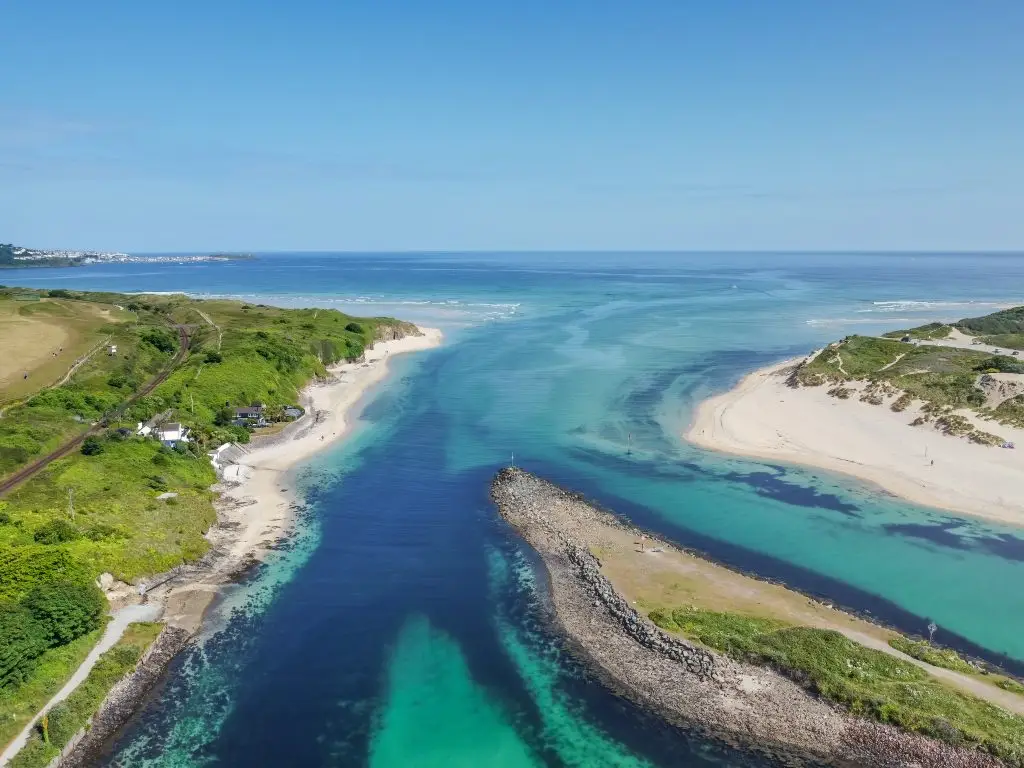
top-left (8, 252), bottom-right (1024, 766)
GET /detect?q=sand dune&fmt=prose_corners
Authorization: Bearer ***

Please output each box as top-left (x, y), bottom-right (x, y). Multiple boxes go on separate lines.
top-left (686, 359), bottom-right (1024, 525)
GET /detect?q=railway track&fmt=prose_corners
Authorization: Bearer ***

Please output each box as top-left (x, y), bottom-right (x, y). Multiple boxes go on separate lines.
top-left (0, 324), bottom-right (191, 497)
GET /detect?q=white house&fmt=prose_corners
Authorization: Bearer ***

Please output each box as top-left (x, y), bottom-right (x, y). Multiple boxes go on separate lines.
top-left (136, 422), bottom-right (153, 437)
top-left (156, 423), bottom-right (190, 448)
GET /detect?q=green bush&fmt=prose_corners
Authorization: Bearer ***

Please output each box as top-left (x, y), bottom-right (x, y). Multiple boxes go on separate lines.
top-left (33, 519), bottom-right (81, 545)
top-left (204, 351), bottom-right (223, 364)
top-left (976, 355), bottom-right (1024, 374)
top-left (0, 548), bottom-right (92, 603)
top-left (0, 604), bottom-right (48, 690)
top-left (345, 322), bottom-right (364, 334)
top-left (80, 436), bottom-right (104, 456)
top-left (140, 328), bottom-right (177, 354)
top-left (997, 678), bottom-right (1024, 695)
top-left (22, 582), bottom-right (105, 647)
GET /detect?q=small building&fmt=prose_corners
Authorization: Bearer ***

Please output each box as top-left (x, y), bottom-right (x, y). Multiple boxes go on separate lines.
top-left (234, 404), bottom-right (267, 427)
top-left (108, 344), bottom-right (118, 356)
top-left (283, 406), bottom-right (304, 420)
top-left (156, 423), bottom-right (190, 448)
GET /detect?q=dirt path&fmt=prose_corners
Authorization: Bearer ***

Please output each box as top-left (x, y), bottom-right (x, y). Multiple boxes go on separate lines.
top-left (0, 604), bottom-right (162, 766)
top-left (193, 308), bottom-right (222, 350)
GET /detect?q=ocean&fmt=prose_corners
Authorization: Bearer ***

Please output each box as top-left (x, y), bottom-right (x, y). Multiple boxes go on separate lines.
top-left (6, 251), bottom-right (1024, 767)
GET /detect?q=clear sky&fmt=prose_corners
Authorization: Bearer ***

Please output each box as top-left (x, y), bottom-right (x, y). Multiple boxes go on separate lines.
top-left (2, 1), bottom-right (1022, 252)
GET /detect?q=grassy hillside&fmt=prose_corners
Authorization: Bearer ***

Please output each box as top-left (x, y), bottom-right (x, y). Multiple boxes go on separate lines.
top-left (0, 287), bottom-right (415, 736)
top-left (0, 288), bottom-right (414, 582)
top-left (957, 306), bottom-right (1024, 336)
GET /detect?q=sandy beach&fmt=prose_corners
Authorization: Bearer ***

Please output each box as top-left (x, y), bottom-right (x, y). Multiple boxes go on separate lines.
top-left (686, 358), bottom-right (1024, 526)
top-left (156, 327), bottom-right (443, 631)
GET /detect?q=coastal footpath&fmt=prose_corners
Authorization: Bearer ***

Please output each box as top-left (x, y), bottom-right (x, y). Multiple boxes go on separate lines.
top-left (688, 307), bottom-right (1024, 525)
top-left (491, 468), bottom-right (1017, 767)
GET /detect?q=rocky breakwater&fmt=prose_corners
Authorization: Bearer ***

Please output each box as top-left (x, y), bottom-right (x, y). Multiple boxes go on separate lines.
top-left (54, 626), bottom-right (192, 768)
top-left (490, 468), bottom-right (1007, 768)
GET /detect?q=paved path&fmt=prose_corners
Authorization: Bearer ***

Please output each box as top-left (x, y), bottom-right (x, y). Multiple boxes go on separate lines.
top-left (0, 604), bottom-right (162, 766)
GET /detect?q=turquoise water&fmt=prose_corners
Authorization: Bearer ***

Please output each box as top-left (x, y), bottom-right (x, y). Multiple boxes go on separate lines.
top-left (7, 252), bottom-right (1024, 765)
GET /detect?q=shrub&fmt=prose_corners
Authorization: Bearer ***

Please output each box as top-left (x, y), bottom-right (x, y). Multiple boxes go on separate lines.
top-left (888, 636), bottom-right (977, 674)
top-left (0, 548), bottom-right (92, 602)
top-left (975, 355), bottom-right (1024, 375)
top-left (648, 609), bottom-right (679, 632)
top-left (997, 678), bottom-right (1024, 695)
top-left (213, 406), bottom-right (235, 427)
top-left (345, 322), bottom-right (364, 334)
top-left (140, 328), bottom-right (177, 354)
top-left (0, 604), bottom-right (48, 690)
top-left (80, 436), bottom-right (104, 456)
top-left (85, 523), bottom-right (122, 542)
top-left (23, 581), bottom-right (106, 647)
top-left (33, 519), bottom-right (81, 545)
top-left (891, 393), bottom-right (912, 412)
top-left (204, 351), bottom-right (223, 364)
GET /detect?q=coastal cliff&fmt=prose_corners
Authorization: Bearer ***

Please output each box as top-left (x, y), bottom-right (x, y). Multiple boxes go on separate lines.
top-left (490, 468), bottom-right (1009, 767)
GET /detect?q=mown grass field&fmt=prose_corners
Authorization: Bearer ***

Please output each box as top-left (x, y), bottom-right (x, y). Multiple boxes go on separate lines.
top-left (0, 296), bottom-right (133, 404)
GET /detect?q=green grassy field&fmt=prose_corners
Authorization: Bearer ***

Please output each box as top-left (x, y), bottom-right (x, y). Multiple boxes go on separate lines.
top-left (650, 607), bottom-right (1024, 763)
top-left (0, 295), bottom-right (136, 405)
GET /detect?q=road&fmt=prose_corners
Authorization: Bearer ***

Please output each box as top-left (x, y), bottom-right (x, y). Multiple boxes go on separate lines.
top-left (0, 603), bottom-right (162, 766)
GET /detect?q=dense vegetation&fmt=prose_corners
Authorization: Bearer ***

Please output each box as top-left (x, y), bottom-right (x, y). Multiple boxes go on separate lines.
top-left (793, 306), bottom-right (1024, 438)
top-left (0, 288), bottom-right (412, 758)
top-left (0, 580), bottom-right (105, 690)
top-left (9, 622), bottom-right (162, 768)
top-left (0, 287), bottom-right (412, 582)
top-left (883, 322), bottom-right (952, 340)
top-left (650, 607), bottom-right (1024, 762)
top-left (957, 307), bottom-right (1024, 336)
top-left (797, 335), bottom-right (990, 410)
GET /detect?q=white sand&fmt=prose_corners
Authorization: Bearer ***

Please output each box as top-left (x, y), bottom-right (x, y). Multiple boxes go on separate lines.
top-left (686, 359), bottom-right (1024, 525)
top-left (158, 327), bottom-right (443, 631)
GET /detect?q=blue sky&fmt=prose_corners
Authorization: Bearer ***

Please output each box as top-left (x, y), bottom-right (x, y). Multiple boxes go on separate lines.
top-left (2, 1), bottom-right (1022, 251)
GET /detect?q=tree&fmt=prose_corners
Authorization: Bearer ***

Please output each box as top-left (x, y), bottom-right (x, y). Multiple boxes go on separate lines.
top-left (141, 328), bottom-right (177, 354)
top-left (33, 519), bottom-right (81, 545)
top-left (213, 406), bottom-right (235, 427)
top-left (80, 436), bottom-right (104, 456)
top-left (23, 581), bottom-right (106, 647)
top-left (345, 322), bottom-right (364, 334)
